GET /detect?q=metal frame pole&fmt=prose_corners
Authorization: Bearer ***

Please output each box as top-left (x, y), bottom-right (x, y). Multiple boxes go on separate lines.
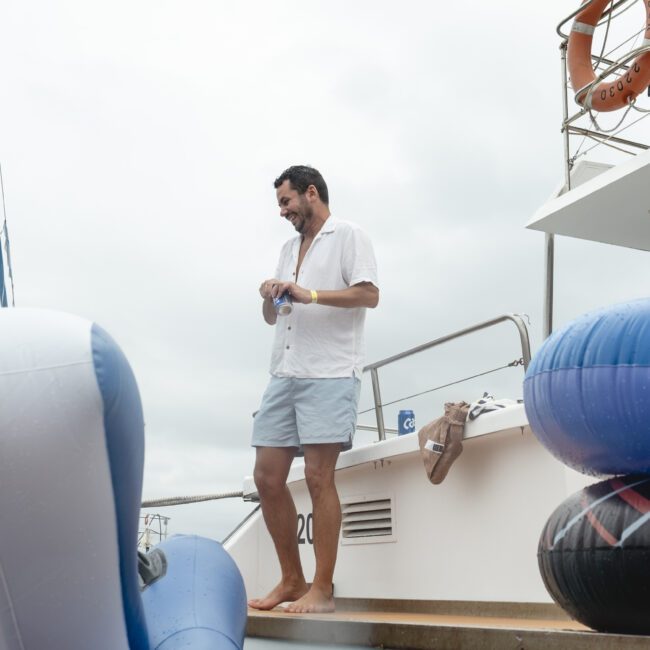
top-left (544, 41), bottom-right (572, 339)
top-left (370, 368), bottom-right (386, 441)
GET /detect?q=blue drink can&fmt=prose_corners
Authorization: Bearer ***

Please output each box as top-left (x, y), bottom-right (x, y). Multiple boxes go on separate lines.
top-left (273, 292), bottom-right (292, 316)
top-left (398, 410), bottom-right (415, 435)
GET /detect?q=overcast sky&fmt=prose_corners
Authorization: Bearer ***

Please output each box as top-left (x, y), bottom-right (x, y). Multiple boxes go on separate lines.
top-left (2, 0), bottom-right (650, 540)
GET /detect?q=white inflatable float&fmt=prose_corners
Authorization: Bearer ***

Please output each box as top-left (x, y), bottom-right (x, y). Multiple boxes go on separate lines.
top-left (0, 308), bottom-right (247, 650)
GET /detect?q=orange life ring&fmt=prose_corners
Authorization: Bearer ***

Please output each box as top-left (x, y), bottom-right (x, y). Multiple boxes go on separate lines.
top-left (567, 0), bottom-right (650, 111)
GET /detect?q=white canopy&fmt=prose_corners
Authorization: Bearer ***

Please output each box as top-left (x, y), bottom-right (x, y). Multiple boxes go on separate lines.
top-left (527, 151), bottom-right (650, 251)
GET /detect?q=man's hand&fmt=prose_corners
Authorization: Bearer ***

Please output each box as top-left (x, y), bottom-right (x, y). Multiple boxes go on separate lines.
top-left (259, 279), bottom-right (284, 301)
top-left (259, 279), bottom-right (310, 303)
top-left (273, 281), bottom-right (312, 305)
top-left (259, 279), bottom-right (378, 323)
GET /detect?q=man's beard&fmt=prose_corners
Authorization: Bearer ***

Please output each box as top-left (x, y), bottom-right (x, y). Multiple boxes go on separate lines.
top-left (293, 201), bottom-right (313, 233)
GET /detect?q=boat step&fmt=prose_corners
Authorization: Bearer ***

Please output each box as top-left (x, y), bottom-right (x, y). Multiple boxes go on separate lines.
top-left (246, 599), bottom-right (649, 649)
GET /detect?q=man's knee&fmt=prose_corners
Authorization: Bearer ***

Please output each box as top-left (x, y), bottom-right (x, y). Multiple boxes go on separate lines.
top-left (304, 445), bottom-right (340, 497)
top-left (253, 464), bottom-right (286, 497)
top-left (253, 446), bottom-right (295, 497)
top-left (304, 463), bottom-right (336, 497)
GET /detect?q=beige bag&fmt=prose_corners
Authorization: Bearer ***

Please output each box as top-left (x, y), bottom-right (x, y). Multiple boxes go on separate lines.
top-left (418, 401), bottom-right (470, 484)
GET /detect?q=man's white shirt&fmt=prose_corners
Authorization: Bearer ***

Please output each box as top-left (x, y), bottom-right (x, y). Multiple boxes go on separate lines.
top-left (269, 217), bottom-right (378, 380)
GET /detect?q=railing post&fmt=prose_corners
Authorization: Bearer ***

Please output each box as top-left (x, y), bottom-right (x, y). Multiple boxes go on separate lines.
top-left (370, 367), bottom-right (386, 441)
top-left (506, 314), bottom-right (532, 370)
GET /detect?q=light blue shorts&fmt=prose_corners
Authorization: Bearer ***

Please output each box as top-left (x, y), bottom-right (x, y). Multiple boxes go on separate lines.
top-left (252, 376), bottom-right (361, 452)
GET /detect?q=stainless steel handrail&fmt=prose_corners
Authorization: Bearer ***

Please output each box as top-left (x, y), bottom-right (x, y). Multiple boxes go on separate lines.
top-left (556, 0), bottom-right (636, 41)
top-left (362, 314), bottom-right (532, 441)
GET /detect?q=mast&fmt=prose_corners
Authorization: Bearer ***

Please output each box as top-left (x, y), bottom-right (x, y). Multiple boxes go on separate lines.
top-left (0, 163), bottom-right (15, 308)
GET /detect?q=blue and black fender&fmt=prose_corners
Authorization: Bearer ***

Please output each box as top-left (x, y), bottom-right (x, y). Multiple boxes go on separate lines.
top-left (0, 308), bottom-right (246, 650)
top-left (525, 298), bottom-right (650, 634)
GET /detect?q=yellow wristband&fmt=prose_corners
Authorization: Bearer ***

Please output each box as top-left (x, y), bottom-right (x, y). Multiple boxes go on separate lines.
top-left (310, 289), bottom-right (318, 304)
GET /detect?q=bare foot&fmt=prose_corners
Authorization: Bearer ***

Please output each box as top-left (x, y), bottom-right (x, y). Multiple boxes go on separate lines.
top-left (248, 579), bottom-right (308, 611)
top-left (284, 585), bottom-right (335, 613)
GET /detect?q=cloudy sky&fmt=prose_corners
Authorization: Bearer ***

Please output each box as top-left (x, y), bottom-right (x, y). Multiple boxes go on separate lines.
top-left (2, 0), bottom-right (650, 540)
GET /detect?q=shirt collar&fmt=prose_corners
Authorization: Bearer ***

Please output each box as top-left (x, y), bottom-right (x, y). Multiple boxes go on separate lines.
top-left (290, 216), bottom-right (337, 253)
top-left (318, 215), bottom-right (337, 235)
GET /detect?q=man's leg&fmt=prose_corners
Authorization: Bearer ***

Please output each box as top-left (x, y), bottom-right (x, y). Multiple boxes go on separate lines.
top-left (285, 442), bottom-right (341, 613)
top-left (248, 445), bottom-right (308, 610)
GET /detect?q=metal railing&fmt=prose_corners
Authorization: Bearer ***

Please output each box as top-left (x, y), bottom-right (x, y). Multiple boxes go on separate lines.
top-left (362, 314), bottom-right (532, 441)
top-left (556, 0), bottom-right (636, 40)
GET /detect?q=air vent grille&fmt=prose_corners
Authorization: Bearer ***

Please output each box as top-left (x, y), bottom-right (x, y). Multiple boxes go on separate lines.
top-left (341, 497), bottom-right (392, 540)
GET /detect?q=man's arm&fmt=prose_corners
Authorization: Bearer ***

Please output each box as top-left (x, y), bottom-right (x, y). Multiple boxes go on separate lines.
top-left (259, 278), bottom-right (281, 325)
top-left (274, 281), bottom-right (379, 309)
top-left (262, 297), bottom-right (277, 325)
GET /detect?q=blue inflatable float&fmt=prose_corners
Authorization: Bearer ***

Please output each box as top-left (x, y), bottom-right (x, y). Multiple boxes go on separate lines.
top-left (524, 298), bottom-right (650, 476)
top-left (0, 308), bottom-right (247, 650)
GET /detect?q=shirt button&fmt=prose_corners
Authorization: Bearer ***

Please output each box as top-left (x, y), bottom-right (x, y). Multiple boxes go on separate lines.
top-left (286, 345), bottom-right (290, 350)
top-left (288, 326), bottom-right (292, 330)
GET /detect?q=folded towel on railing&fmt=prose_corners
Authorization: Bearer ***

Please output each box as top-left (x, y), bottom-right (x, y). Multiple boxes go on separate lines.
top-left (418, 401), bottom-right (470, 485)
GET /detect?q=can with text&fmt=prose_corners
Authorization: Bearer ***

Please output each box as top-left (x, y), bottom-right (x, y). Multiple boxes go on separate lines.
top-left (398, 409), bottom-right (415, 435)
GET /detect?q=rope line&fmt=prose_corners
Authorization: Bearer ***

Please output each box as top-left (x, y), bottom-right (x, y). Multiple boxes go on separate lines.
top-left (603, 25), bottom-right (645, 60)
top-left (595, 0), bottom-right (615, 70)
top-left (588, 99), bottom-right (634, 133)
top-left (142, 490), bottom-right (244, 508)
top-left (357, 361), bottom-right (520, 415)
top-left (580, 110), bottom-right (650, 156)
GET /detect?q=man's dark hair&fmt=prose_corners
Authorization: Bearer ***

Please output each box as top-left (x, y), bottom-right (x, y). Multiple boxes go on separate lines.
top-left (274, 165), bottom-right (329, 205)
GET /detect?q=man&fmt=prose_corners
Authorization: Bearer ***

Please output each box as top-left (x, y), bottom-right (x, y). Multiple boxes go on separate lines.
top-left (249, 165), bottom-right (379, 614)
